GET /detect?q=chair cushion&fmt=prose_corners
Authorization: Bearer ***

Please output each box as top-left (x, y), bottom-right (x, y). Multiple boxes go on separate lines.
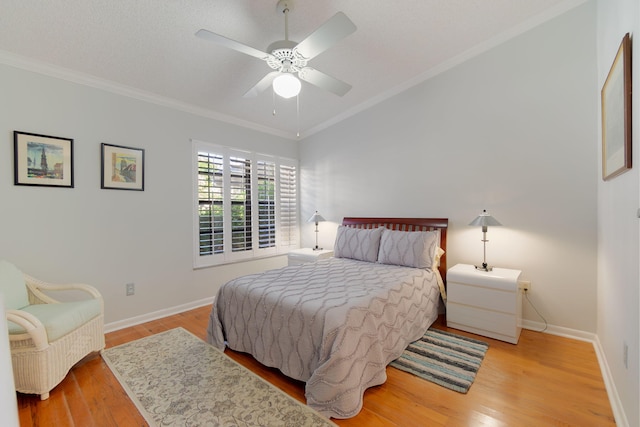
top-left (0, 260), bottom-right (29, 310)
top-left (8, 299), bottom-right (102, 342)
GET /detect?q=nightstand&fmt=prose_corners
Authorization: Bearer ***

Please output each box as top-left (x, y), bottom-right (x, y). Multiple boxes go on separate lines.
top-left (446, 263), bottom-right (523, 344)
top-left (287, 248), bottom-right (334, 266)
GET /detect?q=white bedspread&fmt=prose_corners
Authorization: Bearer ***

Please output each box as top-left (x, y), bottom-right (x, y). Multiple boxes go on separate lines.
top-left (207, 257), bottom-right (440, 419)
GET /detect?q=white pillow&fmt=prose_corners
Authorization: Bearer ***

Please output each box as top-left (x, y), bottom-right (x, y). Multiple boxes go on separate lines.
top-left (333, 226), bottom-right (384, 263)
top-left (378, 229), bottom-right (438, 269)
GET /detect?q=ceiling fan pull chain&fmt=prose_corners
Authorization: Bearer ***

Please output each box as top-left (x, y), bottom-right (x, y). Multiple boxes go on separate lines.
top-left (273, 88), bottom-right (277, 116)
top-left (296, 93), bottom-right (300, 138)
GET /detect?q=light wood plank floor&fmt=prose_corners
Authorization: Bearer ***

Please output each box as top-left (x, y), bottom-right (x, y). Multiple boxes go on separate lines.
top-left (17, 305), bottom-right (616, 426)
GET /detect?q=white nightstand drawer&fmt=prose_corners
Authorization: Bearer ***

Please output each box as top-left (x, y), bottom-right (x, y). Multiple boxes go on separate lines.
top-left (448, 282), bottom-right (518, 314)
top-left (448, 264), bottom-right (521, 291)
top-left (448, 303), bottom-right (519, 337)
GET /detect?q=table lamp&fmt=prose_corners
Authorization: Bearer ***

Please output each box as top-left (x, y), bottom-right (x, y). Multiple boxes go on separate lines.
top-left (307, 211), bottom-right (326, 250)
top-left (469, 209), bottom-right (502, 271)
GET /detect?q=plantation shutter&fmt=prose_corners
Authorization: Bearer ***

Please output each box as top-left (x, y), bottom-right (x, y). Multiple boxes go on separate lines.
top-left (279, 163), bottom-right (298, 248)
top-left (197, 152), bottom-right (224, 256)
top-left (229, 155), bottom-right (252, 253)
top-left (257, 160), bottom-right (276, 249)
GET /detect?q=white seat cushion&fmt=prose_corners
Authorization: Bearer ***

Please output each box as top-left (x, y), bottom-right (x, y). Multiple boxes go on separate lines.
top-left (8, 300), bottom-right (102, 342)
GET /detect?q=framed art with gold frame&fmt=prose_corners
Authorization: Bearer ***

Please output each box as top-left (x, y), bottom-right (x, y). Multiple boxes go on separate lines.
top-left (601, 33), bottom-right (632, 181)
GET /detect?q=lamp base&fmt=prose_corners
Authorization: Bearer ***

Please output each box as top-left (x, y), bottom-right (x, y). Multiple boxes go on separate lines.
top-left (475, 263), bottom-right (493, 272)
top-left (313, 246), bottom-right (323, 251)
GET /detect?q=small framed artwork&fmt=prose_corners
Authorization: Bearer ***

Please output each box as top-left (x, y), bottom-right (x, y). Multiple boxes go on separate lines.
top-left (101, 143), bottom-right (145, 191)
top-left (601, 32), bottom-right (632, 181)
top-left (14, 131), bottom-right (74, 188)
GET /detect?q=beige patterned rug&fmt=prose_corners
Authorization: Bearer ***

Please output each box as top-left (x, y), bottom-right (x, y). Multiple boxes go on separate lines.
top-left (102, 328), bottom-right (336, 427)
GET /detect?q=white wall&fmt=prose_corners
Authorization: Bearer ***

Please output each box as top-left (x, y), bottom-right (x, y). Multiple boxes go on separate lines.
top-left (596, 1), bottom-right (639, 426)
top-left (301, 3), bottom-right (598, 334)
top-left (0, 63), bottom-right (296, 325)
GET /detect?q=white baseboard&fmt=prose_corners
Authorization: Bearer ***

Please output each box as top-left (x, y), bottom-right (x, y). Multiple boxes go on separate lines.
top-left (522, 320), bottom-right (628, 427)
top-left (592, 335), bottom-right (629, 427)
top-left (521, 319), bottom-right (595, 342)
top-left (104, 297), bottom-right (214, 333)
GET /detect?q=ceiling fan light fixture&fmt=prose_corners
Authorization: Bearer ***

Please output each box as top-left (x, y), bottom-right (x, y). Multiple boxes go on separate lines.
top-left (273, 73), bottom-right (301, 98)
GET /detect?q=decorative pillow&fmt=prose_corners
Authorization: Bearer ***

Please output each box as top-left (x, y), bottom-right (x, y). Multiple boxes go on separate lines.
top-left (0, 260), bottom-right (29, 310)
top-left (333, 226), bottom-right (384, 263)
top-left (378, 229), bottom-right (438, 269)
top-left (433, 246), bottom-right (445, 270)
top-left (433, 246), bottom-right (446, 302)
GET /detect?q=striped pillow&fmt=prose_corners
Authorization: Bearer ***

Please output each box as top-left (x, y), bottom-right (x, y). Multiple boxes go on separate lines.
top-left (334, 226), bottom-right (383, 263)
top-left (378, 229), bottom-right (438, 269)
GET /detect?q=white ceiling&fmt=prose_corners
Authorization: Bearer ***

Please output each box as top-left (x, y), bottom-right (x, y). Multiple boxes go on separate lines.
top-left (0, 0), bottom-right (583, 140)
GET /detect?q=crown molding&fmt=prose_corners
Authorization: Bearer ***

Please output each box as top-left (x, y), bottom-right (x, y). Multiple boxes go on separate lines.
top-left (0, 50), bottom-right (297, 140)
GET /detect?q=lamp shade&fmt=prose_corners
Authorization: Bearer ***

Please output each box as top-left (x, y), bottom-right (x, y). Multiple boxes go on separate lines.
top-left (273, 73), bottom-right (301, 98)
top-left (469, 209), bottom-right (502, 227)
top-left (307, 211), bottom-right (326, 223)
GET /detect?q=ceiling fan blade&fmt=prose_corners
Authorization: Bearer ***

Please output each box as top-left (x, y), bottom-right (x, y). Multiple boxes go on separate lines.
top-left (243, 71), bottom-right (280, 98)
top-left (298, 67), bottom-right (351, 97)
top-left (196, 29), bottom-right (273, 61)
top-left (293, 12), bottom-right (356, 60)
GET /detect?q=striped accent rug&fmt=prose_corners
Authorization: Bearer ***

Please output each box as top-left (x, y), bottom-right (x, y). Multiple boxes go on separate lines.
top-left (390, 328), bottom-right (489, 393)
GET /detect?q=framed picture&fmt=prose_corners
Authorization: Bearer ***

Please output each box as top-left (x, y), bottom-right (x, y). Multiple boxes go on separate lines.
top-left (601, 33), bottom-right (632, 181)
top-left (14, 131), bottom-right (74, 188)
top-left (101, 143), bottom-right (145, 191)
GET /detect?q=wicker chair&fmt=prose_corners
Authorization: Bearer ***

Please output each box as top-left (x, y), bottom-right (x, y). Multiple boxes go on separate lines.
top-left (1, 260), bottom-right (104, 400)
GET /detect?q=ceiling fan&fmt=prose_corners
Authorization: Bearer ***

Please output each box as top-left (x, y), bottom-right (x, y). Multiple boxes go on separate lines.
top-left (196, 0), bottom-right (356, 99)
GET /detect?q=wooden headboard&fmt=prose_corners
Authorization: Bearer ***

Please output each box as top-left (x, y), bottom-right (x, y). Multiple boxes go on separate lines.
top-left (341, 217), bottom-right (448, 281)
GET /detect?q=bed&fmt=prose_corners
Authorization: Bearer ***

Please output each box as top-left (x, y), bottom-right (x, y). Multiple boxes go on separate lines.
top-left (207, 217), bottom-right (448, 419)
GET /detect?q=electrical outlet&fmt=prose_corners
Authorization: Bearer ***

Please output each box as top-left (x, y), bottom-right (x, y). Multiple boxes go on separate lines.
top-left (623, 341), bottom-right (628, 369)
top-left (126, 282), bottom-right (135, 296)
top-left (519, 280), bottom-right (531, 292)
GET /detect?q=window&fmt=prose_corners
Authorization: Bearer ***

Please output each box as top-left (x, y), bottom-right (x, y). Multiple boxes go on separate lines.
top-left (193, 141), bottom-right (299, 267)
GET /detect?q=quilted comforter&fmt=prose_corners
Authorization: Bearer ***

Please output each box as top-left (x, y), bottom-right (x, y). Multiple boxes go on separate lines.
top-left (207, 257), bottom-right (440, 419)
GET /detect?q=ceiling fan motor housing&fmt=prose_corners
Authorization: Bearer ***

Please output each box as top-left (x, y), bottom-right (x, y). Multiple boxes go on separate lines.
top-left (266, 40), bottom-right (308, 72)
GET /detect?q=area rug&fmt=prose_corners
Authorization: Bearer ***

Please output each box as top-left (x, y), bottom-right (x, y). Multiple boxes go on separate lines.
top-left (389, 328), bottom-right (489, 393)
top-left (101, 328), bottom-right (336, 427)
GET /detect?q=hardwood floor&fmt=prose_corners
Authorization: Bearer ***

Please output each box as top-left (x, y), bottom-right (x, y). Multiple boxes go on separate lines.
top-left (17, 305), bottom-right (616, 426)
